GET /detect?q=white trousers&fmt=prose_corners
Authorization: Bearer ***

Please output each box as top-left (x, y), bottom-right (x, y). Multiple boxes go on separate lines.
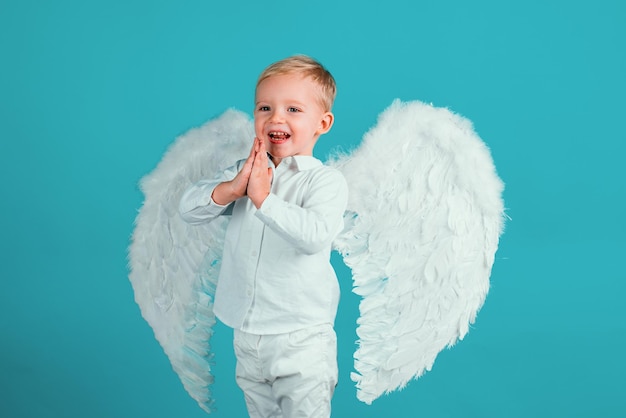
top-left (233, 323), bottom-right (338, 418)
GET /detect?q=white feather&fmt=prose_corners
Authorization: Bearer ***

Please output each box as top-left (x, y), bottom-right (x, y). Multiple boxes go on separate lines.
top-left (331, 100), bottom-right (505, 404)
top-left (128, 100), bottom-right (504, 412)
top-left (128, 109), bottom-right (253, 413)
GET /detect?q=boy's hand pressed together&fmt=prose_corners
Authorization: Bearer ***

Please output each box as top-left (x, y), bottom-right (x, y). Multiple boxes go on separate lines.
top-left (211, 140), bottom-right (257, 205)
top-left (210, 138), bottom-right (271, 208)
top-left (247, 138), bottom-right (272, 209)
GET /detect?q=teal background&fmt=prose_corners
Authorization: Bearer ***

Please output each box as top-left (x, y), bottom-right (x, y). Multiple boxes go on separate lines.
top-left (1, 0), bottom-right (624, 417)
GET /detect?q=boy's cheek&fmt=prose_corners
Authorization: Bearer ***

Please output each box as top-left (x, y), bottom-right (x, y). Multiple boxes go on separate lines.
top-left (254, 122), bottom-right (264, 139)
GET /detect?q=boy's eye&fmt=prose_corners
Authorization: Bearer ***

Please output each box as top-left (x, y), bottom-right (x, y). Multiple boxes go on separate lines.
top-left (288, 107), bottom-right (301, 113)
top-left (258, 106), bottom-right (270, 111)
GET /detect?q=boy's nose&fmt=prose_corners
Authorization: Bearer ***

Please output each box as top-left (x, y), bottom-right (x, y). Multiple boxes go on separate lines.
top-left (269, 110), bottom-right (285, 123)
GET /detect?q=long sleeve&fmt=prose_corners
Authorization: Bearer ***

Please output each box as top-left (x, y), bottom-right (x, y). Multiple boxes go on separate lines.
top-left (213, 155), bottom-right (346, 334)
top-left (255, 167), bottom-right (348, 255)
top-left (178, 162), bottom-right (241, 225)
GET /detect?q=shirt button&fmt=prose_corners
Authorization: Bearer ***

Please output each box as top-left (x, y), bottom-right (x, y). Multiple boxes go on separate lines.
top-left (251, 251), bottom-right (258, 257)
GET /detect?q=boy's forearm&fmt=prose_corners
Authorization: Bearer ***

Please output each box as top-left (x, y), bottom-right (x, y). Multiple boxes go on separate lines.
top-left (179, 180), bottom-right (232, 225)
top-left (255, 173), bottom-right (348, 254)
top-left (179, 160), bottom-right (244, 224)
top-left (212, 181), bottom-right (242, 206)
top-left (256, 196), bottom-right (342, 254)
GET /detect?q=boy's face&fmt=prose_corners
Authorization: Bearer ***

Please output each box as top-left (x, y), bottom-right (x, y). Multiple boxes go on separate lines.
top-left (254, 74), bottom-right (333, 165)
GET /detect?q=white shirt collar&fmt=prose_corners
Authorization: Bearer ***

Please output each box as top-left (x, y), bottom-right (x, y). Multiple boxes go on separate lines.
top-left (270, 155), bottom-right (322, 171)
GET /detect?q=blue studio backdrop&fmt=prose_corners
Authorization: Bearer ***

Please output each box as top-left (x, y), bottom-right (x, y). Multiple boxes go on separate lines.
top-left (1, 1), bottom-right (624, 417)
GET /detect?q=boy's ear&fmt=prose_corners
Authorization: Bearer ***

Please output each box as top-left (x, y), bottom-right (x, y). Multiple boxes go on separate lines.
top-left (316, 112), bottom-right (334, 135)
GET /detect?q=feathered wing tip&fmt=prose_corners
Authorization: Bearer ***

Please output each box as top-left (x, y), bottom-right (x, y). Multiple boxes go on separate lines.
top-left (331, 100), bottom-right (505, 404)
top-left (128, 110), bottom-right (253, 413)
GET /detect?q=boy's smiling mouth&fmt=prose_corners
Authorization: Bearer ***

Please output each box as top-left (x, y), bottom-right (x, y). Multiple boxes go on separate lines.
top-left (268, 131), bottom-right (291, 143)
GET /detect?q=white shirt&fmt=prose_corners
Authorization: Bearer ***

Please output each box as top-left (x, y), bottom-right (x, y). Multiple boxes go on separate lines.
top-left (179, 155), bottom-right (348, 334)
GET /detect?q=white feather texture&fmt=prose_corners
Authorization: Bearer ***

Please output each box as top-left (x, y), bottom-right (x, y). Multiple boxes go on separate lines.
top-left (128, 101), bottom-right (504, 413)
top-left (128, 109), bottom-right (253, 413)
top-left (330, 100), bottom-right (505, 404)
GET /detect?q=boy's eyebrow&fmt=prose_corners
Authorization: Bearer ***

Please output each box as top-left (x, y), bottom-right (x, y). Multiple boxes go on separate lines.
top-left (255, 99), bottom-right (309, 108)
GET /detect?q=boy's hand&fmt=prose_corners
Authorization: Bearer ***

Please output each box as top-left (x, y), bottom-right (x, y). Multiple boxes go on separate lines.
top-left (211, 139), bottom-right (256, 205)
top-left (248, 138), bottom-right (272, 209)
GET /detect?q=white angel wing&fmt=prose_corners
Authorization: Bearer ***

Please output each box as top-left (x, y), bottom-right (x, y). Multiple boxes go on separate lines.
top-left (331, 100), bottom-right (505, 404)
top-left (128, 109), bottom-right (253, 413)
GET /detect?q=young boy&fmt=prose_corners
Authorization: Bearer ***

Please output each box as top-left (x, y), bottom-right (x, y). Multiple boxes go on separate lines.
top-left (179, 55), bottom-right (348, 418)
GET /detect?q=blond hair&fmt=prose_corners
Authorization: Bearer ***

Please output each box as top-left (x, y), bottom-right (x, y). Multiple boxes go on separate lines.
top-left (256, 55), bottom-right (337, 111)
